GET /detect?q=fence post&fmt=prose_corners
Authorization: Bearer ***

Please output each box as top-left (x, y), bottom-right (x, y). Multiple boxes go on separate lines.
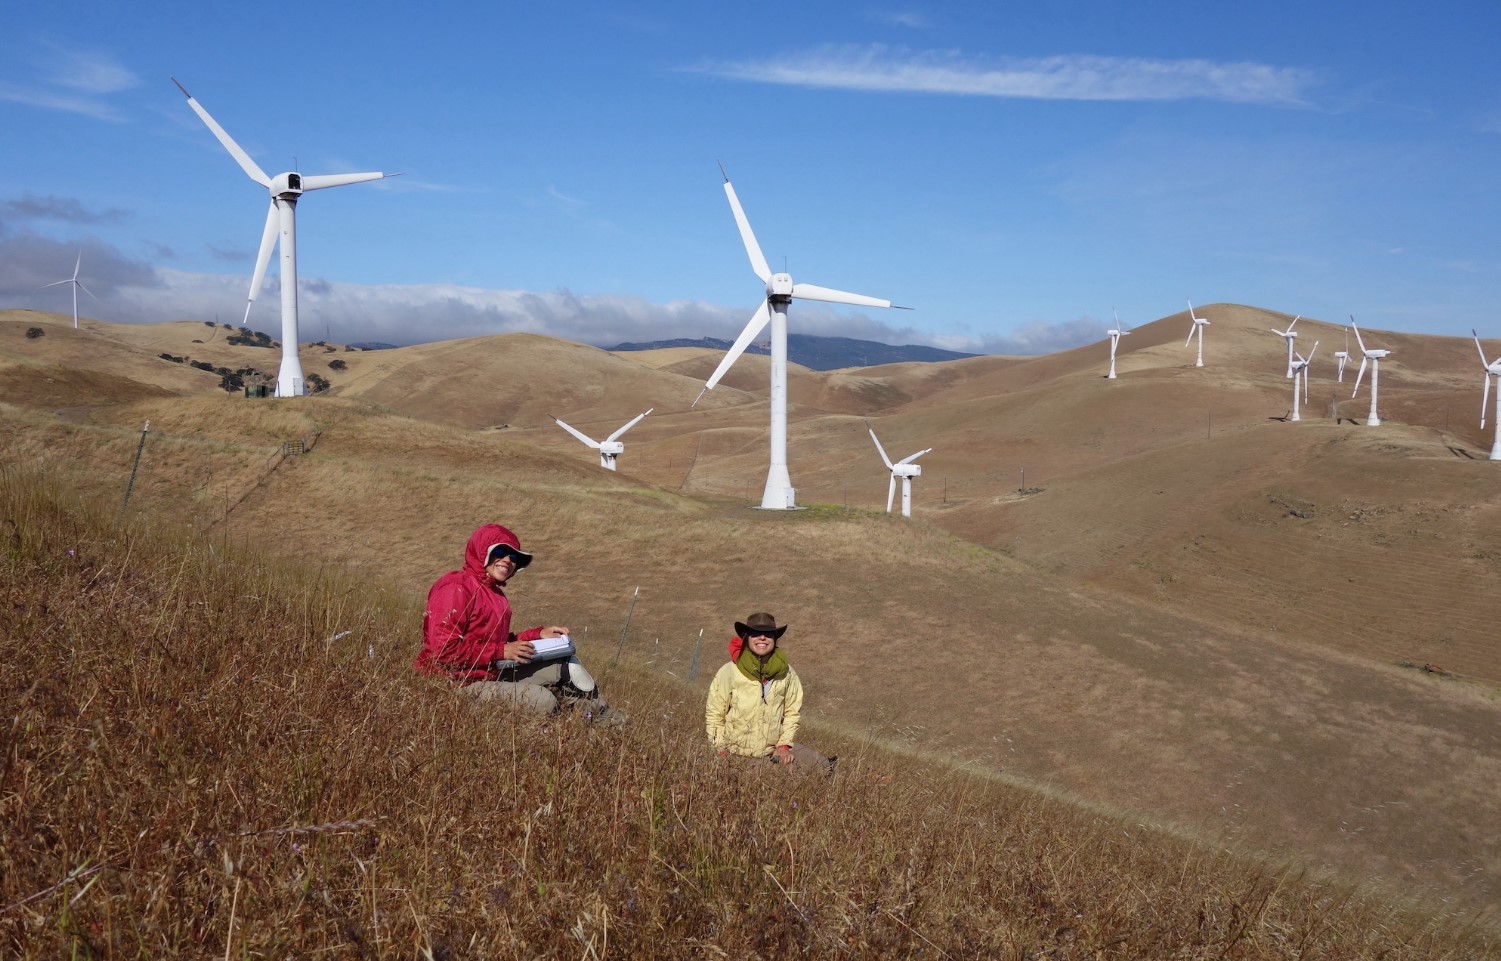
top-left (688, 628), bottom-right (705, 681)
top-left (118, 420), bottom-right (150, 523)
top-left (611, 587), bottom-right (640, 667)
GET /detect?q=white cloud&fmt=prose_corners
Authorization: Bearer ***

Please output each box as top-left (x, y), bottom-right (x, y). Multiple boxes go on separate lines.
top-left (693, 45), bottom-right (1317, 107)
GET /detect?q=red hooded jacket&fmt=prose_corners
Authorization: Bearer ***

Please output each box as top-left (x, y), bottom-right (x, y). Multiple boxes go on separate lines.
top-left (416, 524), bottom-right (544, 683)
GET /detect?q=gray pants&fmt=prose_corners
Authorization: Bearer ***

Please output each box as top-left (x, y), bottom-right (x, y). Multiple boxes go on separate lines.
top-left (460, 655), bottom-right (599, 715)
top-left (726, 743), bottom-right (836, 776)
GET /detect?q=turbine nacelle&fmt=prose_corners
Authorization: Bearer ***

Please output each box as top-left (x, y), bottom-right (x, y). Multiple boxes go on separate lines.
top-left (767, 273), bottom-right (794, 300)
top-left (270, 172), bottom-right (304, 200)
top-left (599, 441), bottom-right (625, 457)
top-left (892, 462), bottom-right (922, 479)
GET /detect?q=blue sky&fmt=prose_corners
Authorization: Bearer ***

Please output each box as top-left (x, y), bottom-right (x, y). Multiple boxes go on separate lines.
top-left (2, 1), bottom-right (1498, 354)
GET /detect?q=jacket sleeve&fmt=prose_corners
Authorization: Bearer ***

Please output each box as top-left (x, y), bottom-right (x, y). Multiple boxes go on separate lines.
top-left (778, 672), bottom-right (804, 747)
top-left (420, 578), bottom-right (509, 674)
top-left (705, 667), bottom-right (732, 748)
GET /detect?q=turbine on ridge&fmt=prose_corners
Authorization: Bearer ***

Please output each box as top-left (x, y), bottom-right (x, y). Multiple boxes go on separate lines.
top-left (1471, 330), bottom-right (1501, 460)
top-left (1106, 309), bottom-right (1131, 379)
top-left (552, 409), bottom-right (652, 471)
top-left (41, 252), bottom-right (95, 330)
top-left (173, 78), bottom-right (392, 398)
top-left (1349, 317), bottom-right (1391, 427)
top-left (866, 419), bottom-right (931, 518)
top-left (1288, 340), bottom-right (1318, 422)
top-left (1269, 315), bottom-right (1300, 378)
top-left (693, 166), bottom-right (906, 510)
top-left (1184, 300), bottom-right (1210, 367)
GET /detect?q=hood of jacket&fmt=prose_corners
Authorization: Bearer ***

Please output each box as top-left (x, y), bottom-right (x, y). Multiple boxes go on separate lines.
top-left (463, 524), bottom-right (525, 582)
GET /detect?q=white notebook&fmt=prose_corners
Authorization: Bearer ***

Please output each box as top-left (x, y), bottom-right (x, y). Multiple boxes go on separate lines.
top-left (530, 635), bottom-right (575, 660)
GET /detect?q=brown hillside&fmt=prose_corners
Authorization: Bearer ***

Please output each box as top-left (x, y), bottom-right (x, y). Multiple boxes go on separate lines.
top-left (5, 307), bottom-right (1501, 917)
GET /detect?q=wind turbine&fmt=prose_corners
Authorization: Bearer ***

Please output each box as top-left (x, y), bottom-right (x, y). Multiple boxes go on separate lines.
top-left (1288, 340), bottom-right (1318, 422)
top-left (1184, 300), bottom-right (1210, 367)
top-left (1333, 326), bottom-right (1351, 382)
top-left (1471, 330), bottom-right (1501, 460)
top-left (552, 409), bottom-right (652, 471)
top-left (866, 420), bottom-right (931, 518)
top-left (1106, 309), bottom-right (1131, 379)
top-left (694, 167), bottom-right (905, 510)
top-left (1268, 315), bottom-right (1300, 378)
top-left (173, 78), bottom-right (392, 398)
top-left (41, 252), bottom-right (95, 329)
top-left (1349, 317), bottom-right (1391, 427)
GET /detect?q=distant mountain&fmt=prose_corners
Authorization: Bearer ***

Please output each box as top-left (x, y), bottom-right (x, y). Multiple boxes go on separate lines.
top-left (606, 334), bottom-right (979, 371)
top-left (346, 342), bottom-right (398, 351)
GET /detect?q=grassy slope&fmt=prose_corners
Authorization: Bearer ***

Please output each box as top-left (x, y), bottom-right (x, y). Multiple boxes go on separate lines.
top-left (3, 308), bottom-right (1501, 927)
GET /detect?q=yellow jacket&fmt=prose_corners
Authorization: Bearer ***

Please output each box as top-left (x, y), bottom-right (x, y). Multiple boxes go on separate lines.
top-left (705, 659), bottom-right (804, 757)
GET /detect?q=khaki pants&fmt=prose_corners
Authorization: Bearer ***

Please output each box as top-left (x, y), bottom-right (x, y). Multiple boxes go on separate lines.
top-left (460, 655), bottom-right (599, 715)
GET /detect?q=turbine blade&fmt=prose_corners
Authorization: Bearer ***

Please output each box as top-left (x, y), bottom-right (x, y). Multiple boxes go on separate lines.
top-left (77, 281), bottom-right (98, 301)
top-left (246, 202), bottom-right (279, 316)
top-left (887, 475), bottom-right (896, 514)
top-left (1288, 315), bottom-right (1300, 330)
top-left (173, 78), bottom-right (272, 188)
top-left (1185, 324), bottom-right (1195, 348)
top-left (301, 172), bottom-right (387, 191)
top-left (790, 283), bottom-right (891, 309)
top-left (553, 417), bottom-right (601, 449)
top-left (1352, 356), bottom-right (1368, 396)
top-left (1484, 374), bottom-right (1491, 430)
top-left (703, 300), bottom-right (772, 392)
top-left (896, 447), bottom-right (932, 466)
top-left (1351, 319), bottom-right (1367, 353)
top-left (1306, 341), bottom-right (1319, 363)
top-left (1186, 299), bottom-right (1196, 320)
top-left (1474, 329), bottom-right (1490, 368)
top-left (865, 420), bottom-right (894, 469)
top-left (71, 252), bottom-right (82, 280)
top-left (605, 408), bottom-right (652, 442)
top-left (722, 177), bottom-right (771, 283)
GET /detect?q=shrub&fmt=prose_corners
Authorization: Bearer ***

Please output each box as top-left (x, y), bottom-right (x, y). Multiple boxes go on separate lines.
top-left (328, 359), bottom-right (347, 371)
top-left (305, 372), bottom-right (330, 394)
top-left (25, 327), bottom-right (44, 339)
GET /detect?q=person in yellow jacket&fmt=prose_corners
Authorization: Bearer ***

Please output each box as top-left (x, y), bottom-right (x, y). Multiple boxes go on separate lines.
top-left (705, 612), bottom-right (834, 774)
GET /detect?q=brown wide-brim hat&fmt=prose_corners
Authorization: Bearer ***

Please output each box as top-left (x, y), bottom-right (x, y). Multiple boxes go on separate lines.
top-left (735, 612), bottom-right (787, 640)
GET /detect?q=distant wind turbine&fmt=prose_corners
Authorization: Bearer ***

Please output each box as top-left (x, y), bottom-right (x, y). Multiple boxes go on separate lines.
top-left (1349, 317), bottom-right (1391, 427)
top-left (173, 78), bottom-right (393, 398)
top-left (1333, 326), bottom-right (1351, 382)
top-left (1106, 309), bottom-right (1131, 379)
top-left (1184, 300), bottom-right (1210, 367)
top-left (1471, 330), bottom-right (1501, 460)
top-left (694, 166), bottom-right (906, 509)
top-left (41, 252), bottom-right (95, 329)
top-left (1288, 341), bottom-right (1318, 422)
top-left (866, 420), bottom-right (931, 518)
top-left (552, 409), bottom-right (652, 471)
top-left (1269, 315), bottom-right (1300, 378)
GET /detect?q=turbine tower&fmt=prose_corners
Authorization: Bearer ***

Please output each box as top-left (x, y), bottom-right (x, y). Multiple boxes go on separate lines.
top-left (1349, 318), bottom-right (1391, 427)
top-left (1184, 300), bottom-right (1210, 367)
top-left (1268, 315), bottom-right (1300, 378)
top-left (552, 409), bottom-right (652, 471)
top-left (1471, 330), bottom-right (1501, 460)
top-left (1288, 340), bottom-right (1318, 422)
top-left (174, 78), bottom-right (392, 398)
top-left (42, 252), bottom-right (94, 329)
top-left (1106, 309), bottom-right (1131, 379)
top-left (866, 420), bottom-right (931, 518)
top-left (695, 167), bottom-right (904, 509)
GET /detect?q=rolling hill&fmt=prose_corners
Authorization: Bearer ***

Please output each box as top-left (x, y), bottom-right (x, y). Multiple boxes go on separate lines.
top-left (3, 303), bottom-right (1500, 917)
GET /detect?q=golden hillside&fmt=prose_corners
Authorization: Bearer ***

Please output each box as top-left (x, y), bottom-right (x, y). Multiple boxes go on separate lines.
top-left (3, 304), bottom-right (1500, 917)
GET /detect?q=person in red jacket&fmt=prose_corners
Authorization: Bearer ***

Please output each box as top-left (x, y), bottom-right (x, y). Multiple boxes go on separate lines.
top-left (418, 523), bottom-right (622, 722)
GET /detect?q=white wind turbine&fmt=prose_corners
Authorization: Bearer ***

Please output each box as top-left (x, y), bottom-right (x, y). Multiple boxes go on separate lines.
top-left (1470, 330), bottom-right (1501, 460)
top-left (552, 409), bottom-right (652, 471)
top-left (1106, 309), bottom-right (1131, 379)
top-left (1288, 340), bottom-right (1318, 422)
top-left (1349, 318), bottom-right (1391, 427)
top-left (42, 252), bottom-right (95, 329)
top-left (1333, 326), bottom-right (1351, 382)
top-left (1184, 300), bottom-right (1210, 367)
top-left (1268, 315), bottom-right (1300, 378)
top-left (174, 78), bottom-right (392, 398)
top-left (866, 420), bottom-right (931, 518)
top-left (694, 167), bottom-right (905, 510)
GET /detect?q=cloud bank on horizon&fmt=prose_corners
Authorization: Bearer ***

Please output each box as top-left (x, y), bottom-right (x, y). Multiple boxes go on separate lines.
top-left (3, 4), bottom-right (1498, 356)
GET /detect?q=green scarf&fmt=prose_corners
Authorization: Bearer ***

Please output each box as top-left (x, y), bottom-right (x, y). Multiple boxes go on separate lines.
top-left (735, 647), bottom-right (789, 684)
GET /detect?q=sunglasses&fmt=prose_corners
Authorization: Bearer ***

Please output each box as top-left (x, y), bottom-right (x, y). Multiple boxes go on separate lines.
top-left (487, 547), bottom-right (529, 569)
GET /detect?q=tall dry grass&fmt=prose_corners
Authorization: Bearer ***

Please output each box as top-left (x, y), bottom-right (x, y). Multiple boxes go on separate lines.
top-left (1, 467), bottom-right (1495, 959)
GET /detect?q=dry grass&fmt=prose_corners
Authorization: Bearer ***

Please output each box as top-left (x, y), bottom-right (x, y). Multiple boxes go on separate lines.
top-left (3, 468), bottom-right (1496, 959)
